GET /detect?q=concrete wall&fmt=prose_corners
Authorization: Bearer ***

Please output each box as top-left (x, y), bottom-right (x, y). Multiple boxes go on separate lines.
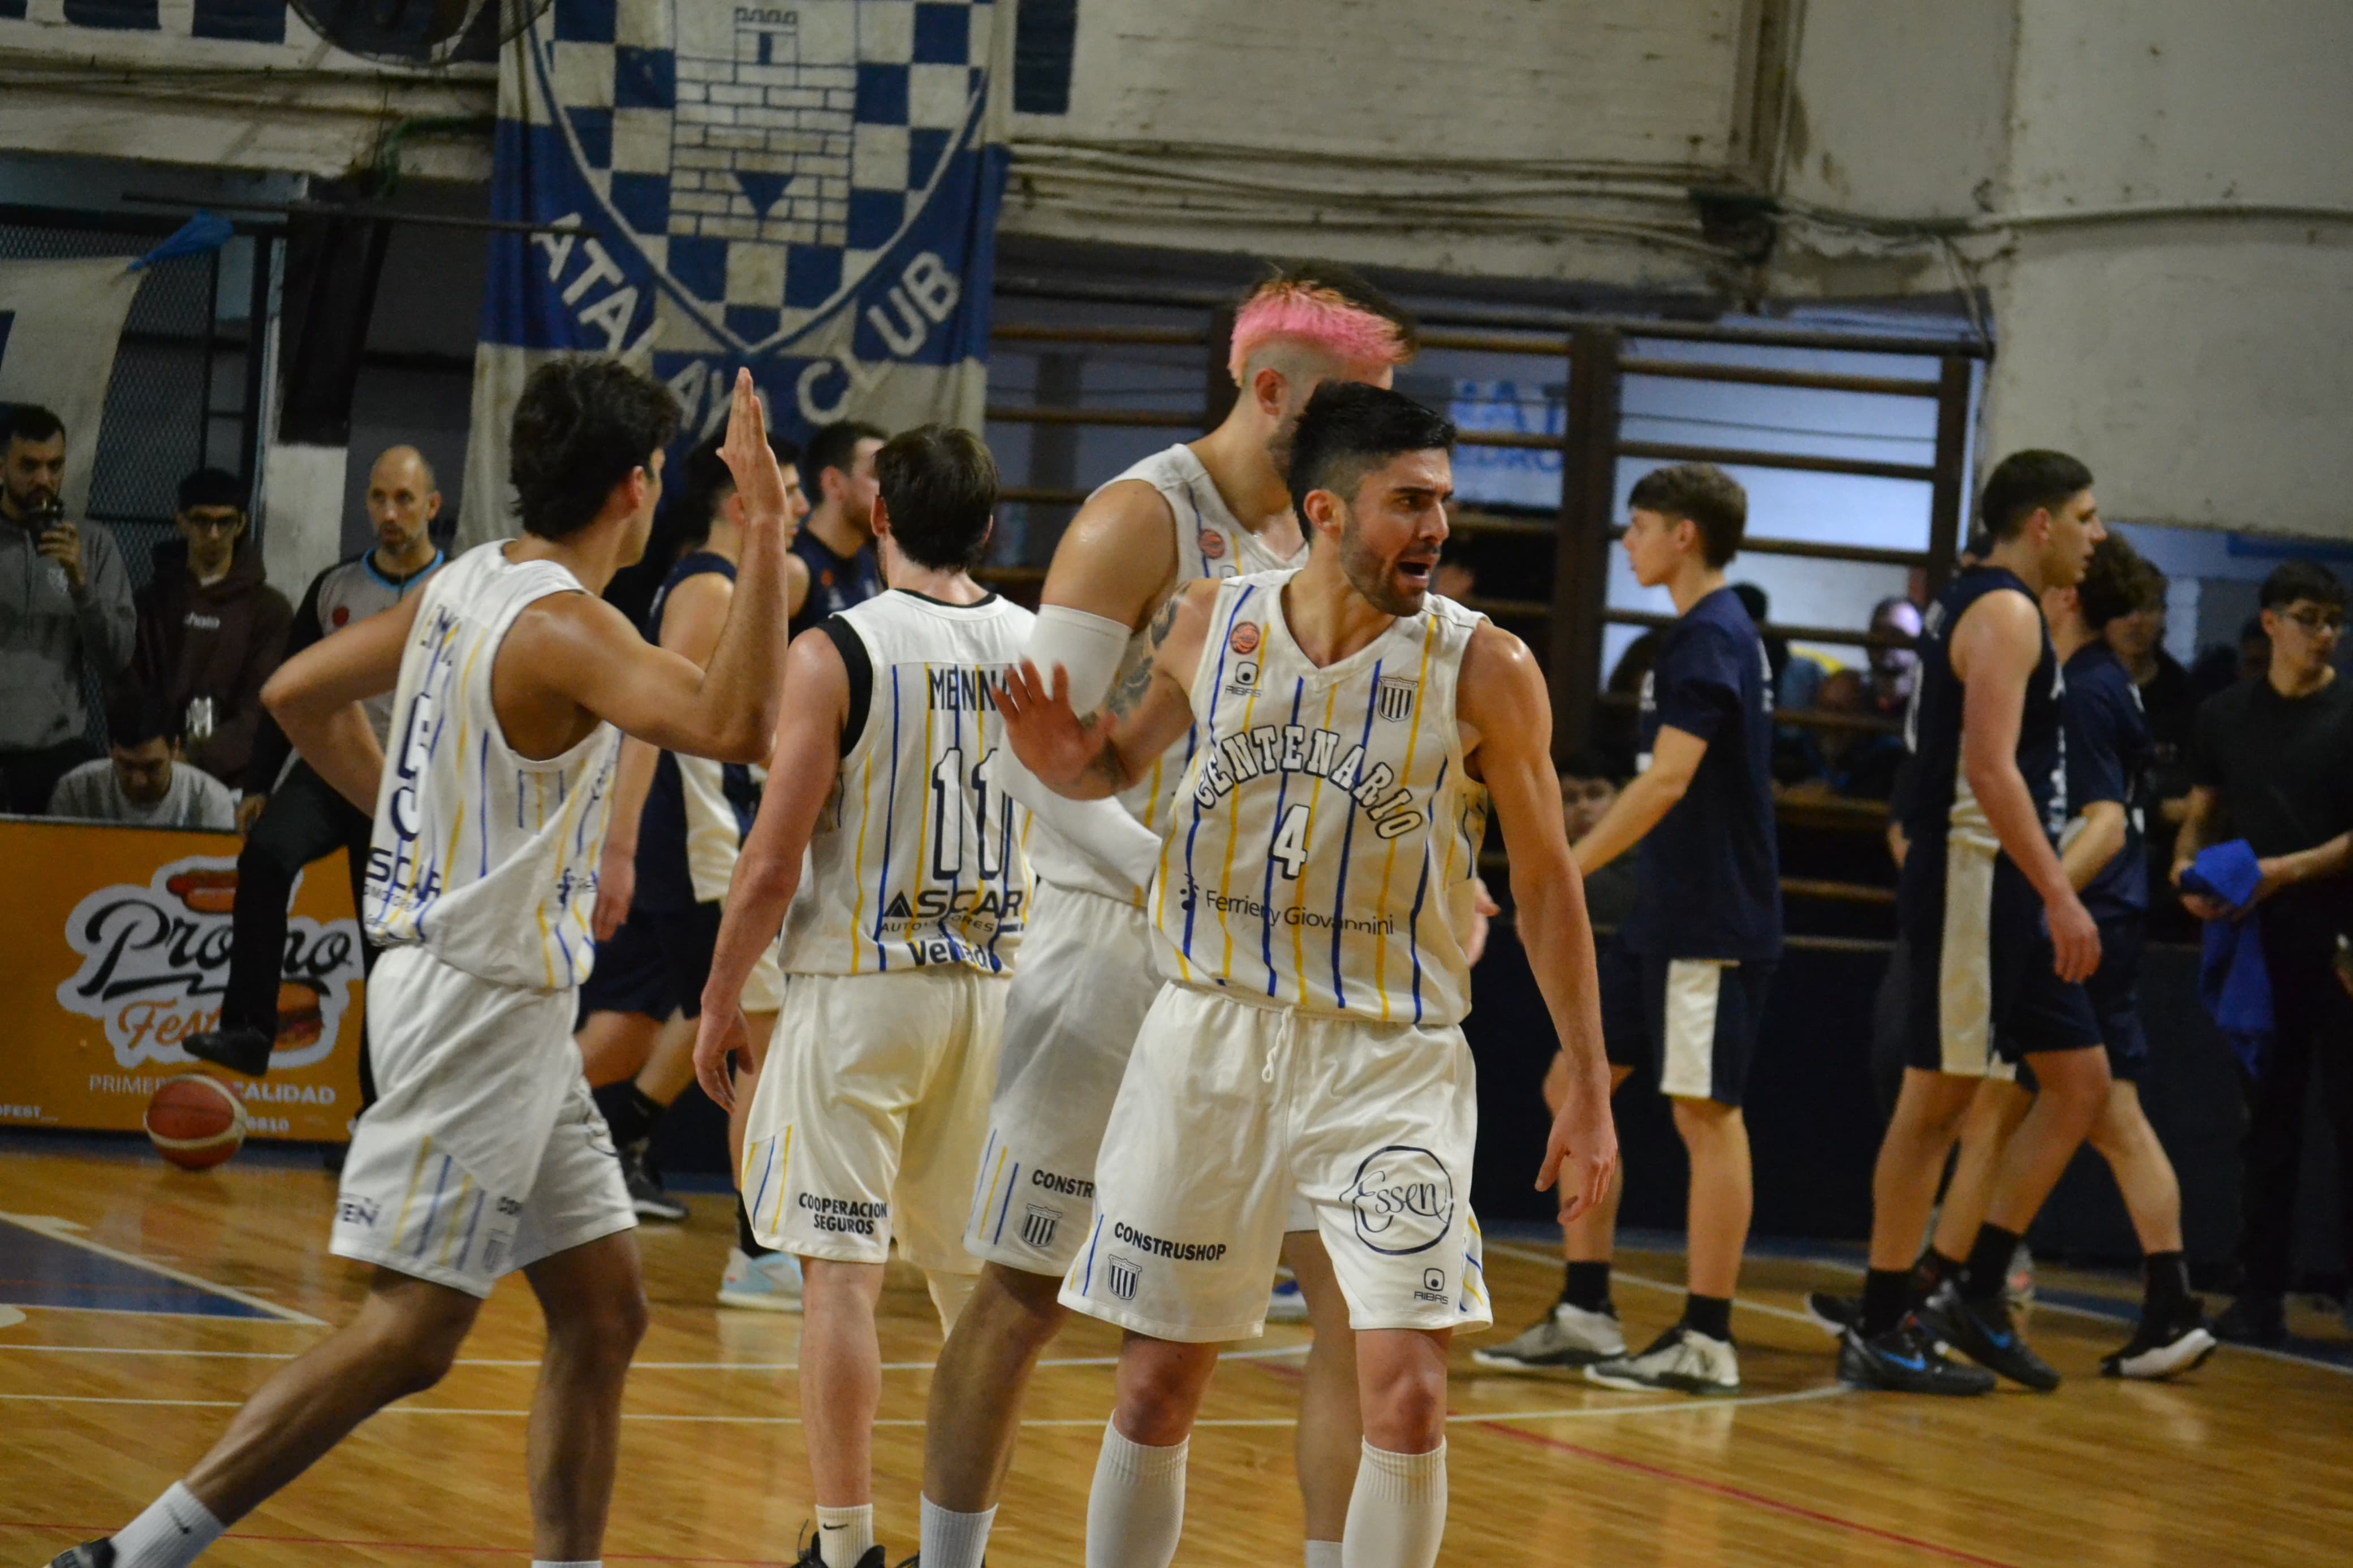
top-left (1974, 2), bottom-right (2353, 541)
top-left (999, 0), bottom-right (1761, 286)
top-left (1777, 1), bottom-right (2353, 542)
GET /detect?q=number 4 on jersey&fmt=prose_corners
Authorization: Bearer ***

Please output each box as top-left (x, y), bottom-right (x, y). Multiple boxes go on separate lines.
top-left (1271, 803), bottom-right (1311, 880)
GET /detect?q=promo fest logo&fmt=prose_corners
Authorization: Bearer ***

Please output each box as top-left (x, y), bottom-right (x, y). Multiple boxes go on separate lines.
top-left (54, 855), bottom-right (362, 1072)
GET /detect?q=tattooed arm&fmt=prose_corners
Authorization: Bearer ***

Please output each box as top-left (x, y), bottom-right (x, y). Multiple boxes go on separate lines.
top-left (999, 582), bottom-right (1212, 799)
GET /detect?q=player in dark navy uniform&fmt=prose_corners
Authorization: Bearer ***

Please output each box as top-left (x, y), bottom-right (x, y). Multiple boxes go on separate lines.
top-left (1475, 465), bottom-right (1778, 1396)
top-left (1826, 538), bottom-right (2218, 1379)
top-left (787, 420), bottom-right (887, 641)
top-left (1833, 450), bottom-right (2112, 1396)
top-left (572, 433), bottom-right (811, 1307)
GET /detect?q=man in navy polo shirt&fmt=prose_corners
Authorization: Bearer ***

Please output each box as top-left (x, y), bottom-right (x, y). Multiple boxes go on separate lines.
top-left (1475, 463), bottom-right (1778, 1396)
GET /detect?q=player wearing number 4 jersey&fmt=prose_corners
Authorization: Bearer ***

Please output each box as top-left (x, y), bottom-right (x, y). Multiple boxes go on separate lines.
top-left (919, 264), bottom-right (1428, 1568)
top-left (690, 425), bottom-right (1152, 1568)
top-left (999, 383), bottom-right (1618, 1568)
top-left (52, 362), bottom-right (795, 1568)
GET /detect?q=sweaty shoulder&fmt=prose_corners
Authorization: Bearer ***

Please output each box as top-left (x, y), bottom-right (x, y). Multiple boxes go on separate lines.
top-left (1043, 477), bottom-right (1180, 627)
top-left (1947, 582), bottom-right (2041, 680)
top-left (1458, 619), bottom-right (1545, 752)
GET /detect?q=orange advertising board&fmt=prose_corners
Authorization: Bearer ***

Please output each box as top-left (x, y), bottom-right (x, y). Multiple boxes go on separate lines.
top-left (0, 818), bottom-right (364, 1142)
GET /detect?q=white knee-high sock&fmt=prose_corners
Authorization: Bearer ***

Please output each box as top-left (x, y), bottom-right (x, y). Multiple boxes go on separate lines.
top-left (1341, 1441), bottom-right (1447, 1568)
top-left (111, 1481), bottom-right (225, 1568)
top-left (1085, 1420), bottom-right (1188, 1568)
top-left (919, 1497), bottom-right (997, 1568)
top-left (1305, 1540), bottom-right (1345, 1568)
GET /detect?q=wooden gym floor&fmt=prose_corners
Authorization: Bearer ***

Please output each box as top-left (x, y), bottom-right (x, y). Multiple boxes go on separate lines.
top-left (3, 1138), bottom-right (2349, 1566)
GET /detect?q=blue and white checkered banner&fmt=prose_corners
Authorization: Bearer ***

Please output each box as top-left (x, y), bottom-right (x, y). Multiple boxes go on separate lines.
top-left (460, 0), bottom-right (1011, 544)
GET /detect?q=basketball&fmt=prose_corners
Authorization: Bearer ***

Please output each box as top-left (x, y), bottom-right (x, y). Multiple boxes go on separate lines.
top-left (143, 1074), bottom-right (248, 1172)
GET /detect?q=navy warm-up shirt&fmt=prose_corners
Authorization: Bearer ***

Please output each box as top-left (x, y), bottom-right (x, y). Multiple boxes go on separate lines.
top-left (1896, 565), bottom-right (2069, 852)
top-left (2062, 642), bottom-right (2153, 921)
top-left (1621, 586), bottom-right (1782, 960)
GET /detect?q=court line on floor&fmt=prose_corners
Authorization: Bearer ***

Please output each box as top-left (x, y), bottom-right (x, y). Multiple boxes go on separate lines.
top-left (0, 1343), bottom-right (1312, 1371)
top-left (0, 1214), bottom-right (325, 1327)
top-left (0, 1524), bottom-right (773, 1565)
top-left (1473, 1419), bottom-right (2018, 1567)
top-left (1491, 1238), bottom-right (2353, 1379)
top-left (1486, 1241), bottom-right (1820, 1328)
top-left (0, 1383), bottom-right (1847, 1427)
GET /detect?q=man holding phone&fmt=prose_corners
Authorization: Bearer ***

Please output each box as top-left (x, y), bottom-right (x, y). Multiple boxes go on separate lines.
top-left (1, 403), bottom-right (136, 814)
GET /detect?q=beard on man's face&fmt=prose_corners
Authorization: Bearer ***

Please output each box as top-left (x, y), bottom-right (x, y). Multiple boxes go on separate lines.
top-left (1338, 516), bottom-right (1427, 618)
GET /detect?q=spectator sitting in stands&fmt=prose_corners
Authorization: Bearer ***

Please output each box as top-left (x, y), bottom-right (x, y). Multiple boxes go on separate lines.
top-left (1562, 757), bottom-right (1639, 931)
top-left (1594, 630), bottom-right (1658, 779)
top-left (1731, 581), bottom-right (1791, 693)
top-left (48, 685), bottom-right (236, 831)
top-left (1864, 595), bottom-right (1923, 709)
top-left (2186, 615), bottom-right (2270, 710)
top-left (132, 468), bottom-right (292, 792)
top-left (1, 403), bottom-right (136, 814)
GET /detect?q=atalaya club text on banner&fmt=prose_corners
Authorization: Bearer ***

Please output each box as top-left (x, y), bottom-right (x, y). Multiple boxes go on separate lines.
top-left (460, 0), bottom-right (1013, 544)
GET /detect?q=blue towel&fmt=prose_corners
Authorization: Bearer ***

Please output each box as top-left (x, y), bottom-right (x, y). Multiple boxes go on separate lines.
top-left (2184, 840), bottom-right (2272, 1075)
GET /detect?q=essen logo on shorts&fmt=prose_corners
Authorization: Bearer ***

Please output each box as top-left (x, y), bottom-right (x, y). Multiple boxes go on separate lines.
top-left (1345, 1146), bottom-right (1454, 1256)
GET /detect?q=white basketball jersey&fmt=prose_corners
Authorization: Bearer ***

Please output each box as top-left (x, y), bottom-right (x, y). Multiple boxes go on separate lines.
top-left (364, 543), bottom-right (620, 992)
top-left (1150, 570), bottom-right (1490, 1027)
top-left (1027, 444), bottom-right (1309, 904)
top-left (778, 590), bottom-right (1038, 977)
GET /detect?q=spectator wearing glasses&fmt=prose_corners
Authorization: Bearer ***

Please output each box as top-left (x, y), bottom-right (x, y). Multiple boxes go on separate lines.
top-left (1, 403), bottom-right (136, 813)
top-left (2175, 560), bottom-right (2353, 1345)
top-left (48, 685), bottom-right (236, 831)
top-left (132, 468), bottom-right (292, 792)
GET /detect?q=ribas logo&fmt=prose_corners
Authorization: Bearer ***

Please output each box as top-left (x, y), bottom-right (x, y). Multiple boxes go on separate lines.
top-left (55, 856), bottom-right (363, 1072)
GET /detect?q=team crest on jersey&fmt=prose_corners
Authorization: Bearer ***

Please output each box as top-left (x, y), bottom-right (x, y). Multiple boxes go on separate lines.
top-left (1228, 621), bottom-right (1262, 656)
top-left (1022, 1206), bottom-right (1060, 1251)
top-left (1376, 676), bottom-right (1416, 724)
top-left (1106, 1254), bottom-right (1140, 1302)
top-left (1198, 528), bottom-right (1226, 561)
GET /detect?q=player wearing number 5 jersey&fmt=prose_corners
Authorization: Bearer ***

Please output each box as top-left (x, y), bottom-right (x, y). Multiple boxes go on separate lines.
top-left (999, 383), bottom-right (1618, 1568)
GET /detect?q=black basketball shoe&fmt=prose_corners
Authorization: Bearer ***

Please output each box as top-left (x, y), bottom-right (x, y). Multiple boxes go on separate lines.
top-left (184, 1025), bottom-right (274, 1078)
top-left (2102, 1301), bottom-right (2218, 1380)
top-left (620, 1138), bottom-right (688, 1223)
top-left (1804, 1290), bottom-right (1859, 1337)
top-left (2210, 1292), bottom-right (2288, 1347)
top-left (50, 1542), bottom-right (114, 1568)
top-left (1921, 1285), bottom-right (2060, 1391)
top-left (791, 1524), bottom-right (886, 1568)
top-left (1837, 1316), bottom-right (1995, 1395)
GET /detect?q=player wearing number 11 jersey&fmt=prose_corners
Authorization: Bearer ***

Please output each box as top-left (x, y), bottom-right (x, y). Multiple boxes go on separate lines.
top-left (999, 383), bottom-right (1618, 1568)
top-left (696, 424), bottom-right (1139, 1568)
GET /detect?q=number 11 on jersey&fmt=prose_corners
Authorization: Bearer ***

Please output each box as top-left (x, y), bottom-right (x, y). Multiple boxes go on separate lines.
top-left (931, 746), bottom-right (1011, 880)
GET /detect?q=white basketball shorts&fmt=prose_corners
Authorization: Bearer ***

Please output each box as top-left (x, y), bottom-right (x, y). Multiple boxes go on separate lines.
top-left (964, 882), bottom-right (1158, 1273)
top-left (1062, 982), bottom-right (1490, 1343)
top-left (739, 966), bottom-right (1007, 1272)
top-left (331, 945), bottom-right (636, 1298)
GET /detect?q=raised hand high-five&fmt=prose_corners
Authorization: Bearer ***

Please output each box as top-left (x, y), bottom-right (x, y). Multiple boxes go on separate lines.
top-left (716, 368), bottom-right (791, 528)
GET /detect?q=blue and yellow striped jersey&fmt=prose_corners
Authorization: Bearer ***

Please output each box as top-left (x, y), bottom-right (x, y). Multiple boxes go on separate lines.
top-left (1150, 570), bottom-right (1489, 1027)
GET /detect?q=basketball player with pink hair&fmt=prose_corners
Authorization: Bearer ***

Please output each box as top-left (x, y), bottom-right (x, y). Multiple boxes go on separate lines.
top-left (916, 264), bottom-right (1432, 1568)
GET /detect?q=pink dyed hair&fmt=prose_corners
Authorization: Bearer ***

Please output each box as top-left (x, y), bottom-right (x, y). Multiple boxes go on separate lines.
top-left (1226, 282), bottom-right (1410, 385)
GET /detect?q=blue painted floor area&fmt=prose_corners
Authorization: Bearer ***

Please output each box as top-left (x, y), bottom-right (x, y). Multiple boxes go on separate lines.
top-left (0, 1218), bottom-right (279, 1319)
